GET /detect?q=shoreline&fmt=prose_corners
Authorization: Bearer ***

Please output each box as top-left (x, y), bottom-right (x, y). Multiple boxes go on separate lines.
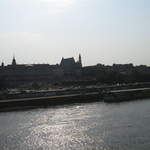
top-left (0, 87), bottom-right (150, 111)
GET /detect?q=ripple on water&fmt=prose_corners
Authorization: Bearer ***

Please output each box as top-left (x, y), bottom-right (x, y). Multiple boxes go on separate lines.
top-left (0, 100), bottom-right (150, 150)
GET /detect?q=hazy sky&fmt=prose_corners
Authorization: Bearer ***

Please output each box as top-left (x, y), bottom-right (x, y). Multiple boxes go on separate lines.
top-left (0, 0), bottom-right (150, 66)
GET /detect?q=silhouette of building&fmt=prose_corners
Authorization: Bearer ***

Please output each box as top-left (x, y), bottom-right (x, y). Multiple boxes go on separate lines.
top-left (79, 53), bottom-right (82, 67)
top-left (12, 56), bottom-right (17, 66)
top-left (0, 54), bottom-right (82, 87)
top-left (1, 62), bottom-right (4, 68)
top-left (1, 53), bottom-right (150, 88)
top-left (60, 54), bottom-right (82, 78)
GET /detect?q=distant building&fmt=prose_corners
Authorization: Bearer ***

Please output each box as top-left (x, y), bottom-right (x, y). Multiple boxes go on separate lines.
top-left (12, 56), bottom-right (17, 66)
top-left (1, 62), bottom-right (4, 68)
top-left (60, 54), bottom-right (82, 78)
top-left (1, 53), bottom-right (150, 88)
top-left (113, 63), bottom-right (133, 74)
top-left (0, 54), bottom-right (83, 87)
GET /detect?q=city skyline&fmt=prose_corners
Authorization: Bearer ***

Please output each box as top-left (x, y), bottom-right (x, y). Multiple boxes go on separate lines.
top-left (0, 0), bottom-right (150, 66)
top-left (1, 54), bottom-right (149, 67)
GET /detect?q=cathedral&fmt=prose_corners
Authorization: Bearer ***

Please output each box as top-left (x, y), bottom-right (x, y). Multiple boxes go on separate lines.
top-left (0, 54), bottom-right (82, 87)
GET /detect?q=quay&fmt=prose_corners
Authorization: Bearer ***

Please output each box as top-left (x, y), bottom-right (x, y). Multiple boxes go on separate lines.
top-left (0, 92), bottom-right (100, 110)
top-left (103, 88), bottom-right (150, 102)
top-left (0, 87), bottom-right (150, 110)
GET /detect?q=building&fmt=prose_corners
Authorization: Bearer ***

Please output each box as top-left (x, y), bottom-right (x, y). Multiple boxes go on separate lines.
top-left (60, 54), bottom-right (82, 78)
top-left (0, 54), bottom-right (82, 88)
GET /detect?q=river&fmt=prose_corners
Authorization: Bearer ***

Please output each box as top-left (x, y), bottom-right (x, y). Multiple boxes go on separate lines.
top-left (0, 99), bottom-right (150, 150)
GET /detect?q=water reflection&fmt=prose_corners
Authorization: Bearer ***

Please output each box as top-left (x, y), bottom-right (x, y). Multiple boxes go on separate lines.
top-left (0, 100), bottom-right (150, 150)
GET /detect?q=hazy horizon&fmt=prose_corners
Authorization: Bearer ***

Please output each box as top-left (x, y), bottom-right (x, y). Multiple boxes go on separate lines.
top-left (0, 0), bottom-right (150, 66)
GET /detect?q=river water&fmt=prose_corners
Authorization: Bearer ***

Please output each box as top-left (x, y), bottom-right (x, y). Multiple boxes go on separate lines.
top-left (0, 99), bottom-right (150, 150)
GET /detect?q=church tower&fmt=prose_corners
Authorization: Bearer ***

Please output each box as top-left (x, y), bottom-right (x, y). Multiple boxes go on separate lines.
top-left (12, 56), bottom-right (16, 66)
top-left (79, 54), bottom-right (82, 67)
top-left (1, 61), bottom-right (4, 68)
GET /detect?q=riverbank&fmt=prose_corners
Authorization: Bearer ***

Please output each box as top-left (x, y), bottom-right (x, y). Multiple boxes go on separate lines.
top-left (0, 92), bottom-right (100, 111)
top-left (0, 87), bottom-right (150, 111)
top-left (103, 88), bottom-right (150, 102)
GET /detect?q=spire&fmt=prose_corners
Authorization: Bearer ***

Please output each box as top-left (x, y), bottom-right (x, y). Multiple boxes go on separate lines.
top-left (12, 55), bottom-right (16, 66)
top-left (1, 61), bottom-right (4, 67)
top-left (79, 53), bottom-right (82, 67)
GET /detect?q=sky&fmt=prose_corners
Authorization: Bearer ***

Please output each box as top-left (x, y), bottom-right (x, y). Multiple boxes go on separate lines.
top-left (0, 0), bottom-right (150, 66)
